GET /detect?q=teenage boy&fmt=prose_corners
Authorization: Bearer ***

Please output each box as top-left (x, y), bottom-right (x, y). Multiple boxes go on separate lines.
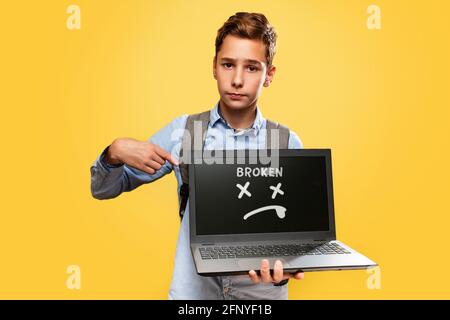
top-left (91, 12), bottom-right (305, 300)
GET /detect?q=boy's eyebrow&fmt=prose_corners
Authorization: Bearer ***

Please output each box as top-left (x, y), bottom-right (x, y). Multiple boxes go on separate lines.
top-left (220, 57), bottom-right (262, 65)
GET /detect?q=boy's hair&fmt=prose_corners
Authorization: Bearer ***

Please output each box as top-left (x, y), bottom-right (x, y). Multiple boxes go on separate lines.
top-left (215, 12), bottom-right (277, 67)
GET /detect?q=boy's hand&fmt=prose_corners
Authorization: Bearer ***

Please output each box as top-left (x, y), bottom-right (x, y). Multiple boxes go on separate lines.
top-left (248, 259), bottom-right (304, 284)
top-left (105, 137), bottom-right (179, 174)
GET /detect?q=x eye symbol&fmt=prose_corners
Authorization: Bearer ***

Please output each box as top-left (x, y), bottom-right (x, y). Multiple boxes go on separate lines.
top-left (236, 181), bottom-right (252, 199)
top-left (269, 182), bottom-right (284, 199)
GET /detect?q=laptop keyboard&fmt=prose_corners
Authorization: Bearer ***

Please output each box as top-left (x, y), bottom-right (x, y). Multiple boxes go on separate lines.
top-left (199, 243), bottom-right (351, 260)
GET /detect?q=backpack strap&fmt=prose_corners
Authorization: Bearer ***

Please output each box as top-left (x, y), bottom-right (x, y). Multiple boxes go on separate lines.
top-left (178, 110), bottom-right (210, 220)
top-left (265, 119), bottom-right (290, 149)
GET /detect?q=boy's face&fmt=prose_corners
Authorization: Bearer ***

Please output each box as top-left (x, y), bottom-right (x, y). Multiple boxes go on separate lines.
top-left (213, 35), bottom-right (275, 111)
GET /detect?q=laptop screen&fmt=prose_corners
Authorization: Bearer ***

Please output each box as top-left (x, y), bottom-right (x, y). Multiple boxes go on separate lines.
top-left (194, 155), bottom-right (330, 235)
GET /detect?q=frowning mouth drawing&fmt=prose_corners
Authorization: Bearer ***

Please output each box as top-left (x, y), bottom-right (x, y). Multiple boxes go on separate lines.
top-left (243, 205), bottom-right (287, 220)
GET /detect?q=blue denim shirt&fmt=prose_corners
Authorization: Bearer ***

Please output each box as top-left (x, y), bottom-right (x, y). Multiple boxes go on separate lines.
top-left (90, 101), bottom-right (303, 299)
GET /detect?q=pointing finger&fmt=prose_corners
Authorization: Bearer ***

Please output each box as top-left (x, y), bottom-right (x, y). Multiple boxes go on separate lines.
top-left (154, 145), bottom-right (179, 166)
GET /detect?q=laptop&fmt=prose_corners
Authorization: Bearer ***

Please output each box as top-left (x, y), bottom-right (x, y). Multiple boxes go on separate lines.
top-left (188, 149), bottom-right (377, 276)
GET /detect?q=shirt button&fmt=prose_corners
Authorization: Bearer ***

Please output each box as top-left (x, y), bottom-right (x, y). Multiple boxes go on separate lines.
top-left (223, 287), bottom-right (229, 294)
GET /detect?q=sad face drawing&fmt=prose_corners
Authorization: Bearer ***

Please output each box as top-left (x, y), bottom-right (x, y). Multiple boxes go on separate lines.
top-left (236, 181), bottom-right (287, 221)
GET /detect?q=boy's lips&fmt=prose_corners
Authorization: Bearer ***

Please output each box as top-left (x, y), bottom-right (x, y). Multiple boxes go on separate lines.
top-left (227, 92), bottom-right (246, 100)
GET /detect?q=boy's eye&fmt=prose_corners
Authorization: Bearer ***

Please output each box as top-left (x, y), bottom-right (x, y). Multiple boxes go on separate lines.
top-left (221, 63), bottom-right (259, 72)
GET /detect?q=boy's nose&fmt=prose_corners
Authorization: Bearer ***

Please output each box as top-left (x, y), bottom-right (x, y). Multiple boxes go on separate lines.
top-left (232, 69), bottom-right (244, 88)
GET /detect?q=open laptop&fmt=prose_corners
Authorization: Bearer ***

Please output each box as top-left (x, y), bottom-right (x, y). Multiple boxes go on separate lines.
top-left (188, 149), bottom-right (377, 276)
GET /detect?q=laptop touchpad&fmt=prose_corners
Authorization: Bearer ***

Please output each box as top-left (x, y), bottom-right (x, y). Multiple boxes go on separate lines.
top-left (238, 258), bottom-right (291, 270)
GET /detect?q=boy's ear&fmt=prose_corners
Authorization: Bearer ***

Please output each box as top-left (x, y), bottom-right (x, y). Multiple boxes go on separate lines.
top-left (213, 56), bottom-right (217, 79)
top-left (264, 65), bottom-right (276, 87)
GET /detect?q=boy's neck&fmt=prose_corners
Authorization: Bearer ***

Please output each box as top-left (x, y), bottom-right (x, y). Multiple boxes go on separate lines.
top-left (218, 99), bottom-right (257, 130)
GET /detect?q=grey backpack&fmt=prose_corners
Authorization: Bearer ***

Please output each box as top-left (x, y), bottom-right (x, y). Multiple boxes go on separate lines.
top-left (178, 110), bottom-right (290, 220)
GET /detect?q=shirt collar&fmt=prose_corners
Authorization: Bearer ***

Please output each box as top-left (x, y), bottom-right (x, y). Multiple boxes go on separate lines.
top-left (209, 100), bottom-right (264, 132)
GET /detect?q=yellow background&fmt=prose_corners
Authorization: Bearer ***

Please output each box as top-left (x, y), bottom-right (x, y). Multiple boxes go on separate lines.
top-left (1, 0), bottom-right (449, 299)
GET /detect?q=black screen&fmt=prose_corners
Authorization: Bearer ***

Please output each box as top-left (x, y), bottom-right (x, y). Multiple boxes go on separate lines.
top-left (194, 156), bottom-right (330, 235)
